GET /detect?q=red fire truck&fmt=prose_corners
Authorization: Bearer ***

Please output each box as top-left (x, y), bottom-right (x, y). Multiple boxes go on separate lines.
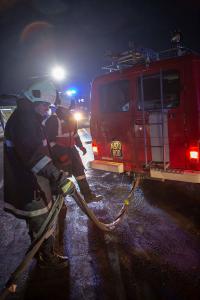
top-left (89, 47), bottom-right (200, 184)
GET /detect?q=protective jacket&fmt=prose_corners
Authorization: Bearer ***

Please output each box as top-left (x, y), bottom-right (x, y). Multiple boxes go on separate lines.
top-left (47, 108), bottom-right (82, 147)
top-left (45, 108), bottom-right (93, 199)
top-left (45, 108), bottom-right (83, 166)
top-left (4, 98), bottom-right (62, 219)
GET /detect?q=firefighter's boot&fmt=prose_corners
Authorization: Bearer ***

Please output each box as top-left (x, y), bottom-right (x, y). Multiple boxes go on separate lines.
top-left (37, 252), bottom-right (69, 269)
top-left (77, 178), bottom-right (102, 203)
top-left (36, 236), bottom-right (68, 269)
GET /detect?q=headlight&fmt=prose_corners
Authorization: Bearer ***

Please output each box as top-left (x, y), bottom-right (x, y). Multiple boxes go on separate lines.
top-left (73, 112), bottom-right (83, 121)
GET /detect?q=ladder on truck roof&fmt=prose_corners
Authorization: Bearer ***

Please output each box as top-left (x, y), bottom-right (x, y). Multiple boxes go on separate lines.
top-left (103, 47), bottom-right (195, 72)
top-left (103, 47), bottom-right (158, 71)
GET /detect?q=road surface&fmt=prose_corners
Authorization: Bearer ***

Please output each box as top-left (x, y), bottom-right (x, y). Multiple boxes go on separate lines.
top-left (0, 130), bottom-right (200, 300)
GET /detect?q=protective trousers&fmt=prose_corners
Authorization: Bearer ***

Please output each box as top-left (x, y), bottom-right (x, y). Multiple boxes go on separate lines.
top-left (69, 147), bottom-right (93, 198)
top-left (76, 176), bottom-right (92, 198)
top-left (26, 212), bottom-right (54, 257)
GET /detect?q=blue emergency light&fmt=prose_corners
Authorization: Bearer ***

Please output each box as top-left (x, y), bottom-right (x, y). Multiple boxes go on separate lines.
top-left (66, 88), bottom-right (77, 96)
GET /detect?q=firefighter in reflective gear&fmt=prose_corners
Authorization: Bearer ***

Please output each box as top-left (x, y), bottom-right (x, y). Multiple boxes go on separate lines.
top-left (4, 79), bottom-right (75, 269)
top-left (45, 93), bottom-right (101, 203)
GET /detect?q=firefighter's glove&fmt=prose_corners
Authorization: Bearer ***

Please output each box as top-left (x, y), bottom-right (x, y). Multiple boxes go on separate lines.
top-left (38, 162), bottom-right (75, 196)
top-left (80, 146), bottom-right (87, 156)
top-left (57, 174), bottom-right (75, 197)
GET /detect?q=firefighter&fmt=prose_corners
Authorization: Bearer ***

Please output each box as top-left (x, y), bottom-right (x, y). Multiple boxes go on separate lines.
top-left (45, 92), bottom-right (101, 203)
top-left (4, 79), bottom-right (75, 269)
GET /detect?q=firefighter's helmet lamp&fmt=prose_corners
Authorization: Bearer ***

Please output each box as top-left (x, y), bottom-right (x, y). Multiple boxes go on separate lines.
top-left (24, 79), bottom-right (57, 105)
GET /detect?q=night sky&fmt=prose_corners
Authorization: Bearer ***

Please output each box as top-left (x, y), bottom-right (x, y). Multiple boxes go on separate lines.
top-left (0, 0), bottom-right (200, 98)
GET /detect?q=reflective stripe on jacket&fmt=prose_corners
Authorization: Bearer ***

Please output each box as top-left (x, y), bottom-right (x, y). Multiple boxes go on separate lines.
top-left (46, 113), bottom-right (82, 148)
top-left (45, 113), bottom-right (83, 160)
top-left (56, 118), bottom-right (76, 148)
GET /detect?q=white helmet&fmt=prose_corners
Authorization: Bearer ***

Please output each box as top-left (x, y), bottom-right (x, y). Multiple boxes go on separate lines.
top-left (56, 92), bottom-right (71, 109)
top-left (24, 79), bottom-right (57, 105)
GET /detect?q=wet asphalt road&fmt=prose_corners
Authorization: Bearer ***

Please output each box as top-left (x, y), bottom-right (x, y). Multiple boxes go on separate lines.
top-left (0, 141), bottom-right (3, 188)
top-left (0, 131), bottom-right (200, 300)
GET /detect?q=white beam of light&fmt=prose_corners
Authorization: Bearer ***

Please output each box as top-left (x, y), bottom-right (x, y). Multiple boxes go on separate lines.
top-left (51, 66), bottom-right (66, 81)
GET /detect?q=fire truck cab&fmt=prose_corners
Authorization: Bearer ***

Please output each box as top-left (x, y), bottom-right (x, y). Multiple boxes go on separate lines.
top-left (90, 47), bottom-right (200, 184)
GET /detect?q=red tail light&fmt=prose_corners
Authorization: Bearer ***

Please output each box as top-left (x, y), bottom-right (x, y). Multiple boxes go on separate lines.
top-left (188, 146), bottom-right (199, 161)
top-left (92, 141), bottom-right (98, 153)
top-left (189, 150), bottom-right (199, 160)
top-left (92, 145), bottom-right (98, 153)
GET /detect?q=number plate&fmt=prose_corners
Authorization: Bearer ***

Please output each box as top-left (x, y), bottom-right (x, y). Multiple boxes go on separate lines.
top-left (110, 141), bottom-right (122, 157)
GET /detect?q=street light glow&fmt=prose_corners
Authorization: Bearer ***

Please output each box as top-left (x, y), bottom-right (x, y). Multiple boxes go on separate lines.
top-left (51, 66), bottom-right (66, 81)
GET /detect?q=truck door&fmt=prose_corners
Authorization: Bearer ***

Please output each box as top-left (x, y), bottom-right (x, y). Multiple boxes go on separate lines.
top-left (96, 78), bottom-right (135, 169)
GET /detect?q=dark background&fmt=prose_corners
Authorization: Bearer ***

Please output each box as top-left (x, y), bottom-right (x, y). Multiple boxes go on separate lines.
top-left (0, 0), bottom-right (200, 98)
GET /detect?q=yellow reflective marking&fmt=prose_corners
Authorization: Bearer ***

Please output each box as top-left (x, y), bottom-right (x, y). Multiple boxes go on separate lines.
top-left (124, 199), bottom-right (129, 206)
top-left (62, 181), bottom-right (73, 194)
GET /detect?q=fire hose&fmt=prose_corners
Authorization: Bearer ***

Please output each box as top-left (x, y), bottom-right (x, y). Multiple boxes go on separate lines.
top-left (72, 177), bottom-right (140, 231)
top-left (0, 177), bottom-right (140, 299)
top-left (0, 194), bottom-right (64, 300)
